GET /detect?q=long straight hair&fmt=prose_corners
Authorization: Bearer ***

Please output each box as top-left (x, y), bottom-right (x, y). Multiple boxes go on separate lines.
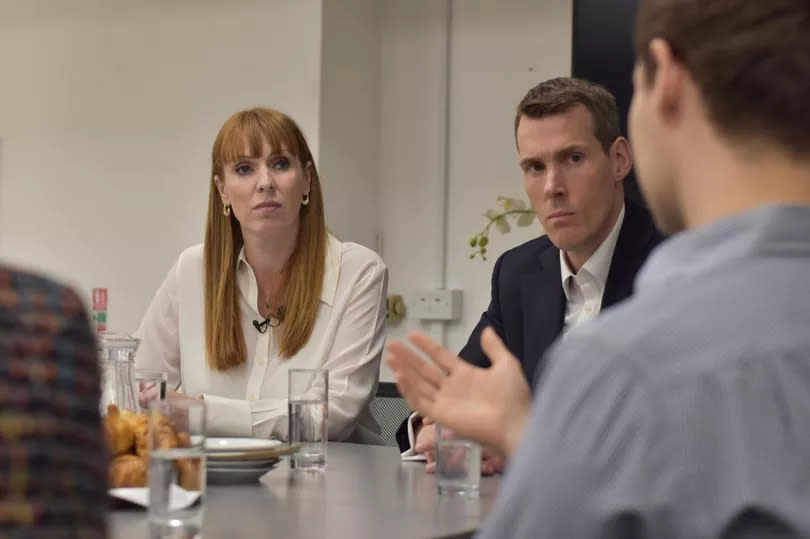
top-left (204, 108), bottom-right (327, 370)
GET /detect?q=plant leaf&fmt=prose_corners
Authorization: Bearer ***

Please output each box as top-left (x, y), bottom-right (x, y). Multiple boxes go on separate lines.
top-left (484, 209), bottom-right (501, 221)
top-left (495, 217), bottom-right (511, 234)
top-left (511, 198), bottom-right (527, 211)
top-left (517, 211), bottom-right (536, 227)
top-left (496, 196), bottom-right (512, 210)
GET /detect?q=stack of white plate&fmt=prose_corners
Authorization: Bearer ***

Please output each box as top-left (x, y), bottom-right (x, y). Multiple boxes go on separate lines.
top-left (205, 438), bottom-right (285, 484)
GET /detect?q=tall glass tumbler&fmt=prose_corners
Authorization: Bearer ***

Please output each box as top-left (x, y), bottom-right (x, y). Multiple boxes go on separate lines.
top-left (288, 368), bottom-right (328, 471)
top-left (148, 398), bottom-right (206, 538)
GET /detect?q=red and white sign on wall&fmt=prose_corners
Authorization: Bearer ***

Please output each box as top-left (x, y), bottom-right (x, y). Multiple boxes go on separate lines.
top-left (92, 287), bottom-right (108, 332)
top-left (92, 288), bottom-right (108, 310)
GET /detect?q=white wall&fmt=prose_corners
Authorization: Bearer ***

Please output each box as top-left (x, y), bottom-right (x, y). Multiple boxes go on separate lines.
top-left (444, 0), bottom-right (572, 353)
top-left (0, 0), bottom-right (323, 333)
top-left (378, 0), bottom-right (454, 380)
top-left (0, 0), bottom-right (574, 382)
top-left (319, 0), bottom-right (381, 250)
top-left (378, 0), bottom-right (572, 367)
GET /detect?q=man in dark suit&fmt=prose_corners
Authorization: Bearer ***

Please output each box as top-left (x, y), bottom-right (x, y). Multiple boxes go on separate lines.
top-left (396, 78), bottom-right (662, 469)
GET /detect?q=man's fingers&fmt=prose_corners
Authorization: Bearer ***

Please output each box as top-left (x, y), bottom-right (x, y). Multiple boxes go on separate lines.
top-left (386, 341), bottom-right (444, 389)
top-left (425, 461), bottom-right (436, 474)
top-left (422, 417), bottom-right (435, 426)
top-left (391, 370), bottom-right (437, 417)
top-left (386, 339), bottom-right (453, 420)
top-left (414, 424), bottom-right (436, 455)
top-left (414, 440), bottom-right (434, 454)
top-left (480, 327), bottom-right (517, 366)
top-left (408, 332), bottom-right (460, 374)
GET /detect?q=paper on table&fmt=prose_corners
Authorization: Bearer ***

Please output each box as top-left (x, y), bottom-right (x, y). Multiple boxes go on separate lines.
top-left (109, 484), bottom-right (201, 511)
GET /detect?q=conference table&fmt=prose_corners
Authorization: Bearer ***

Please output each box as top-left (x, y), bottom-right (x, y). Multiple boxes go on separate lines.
top-left (110, 442), bottom-right (501, 538)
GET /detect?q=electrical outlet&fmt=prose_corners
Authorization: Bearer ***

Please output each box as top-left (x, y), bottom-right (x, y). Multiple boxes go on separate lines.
top-left (412, 289), bottom-right (462, 321)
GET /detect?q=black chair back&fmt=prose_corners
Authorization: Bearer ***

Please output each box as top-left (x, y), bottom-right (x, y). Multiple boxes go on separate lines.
top-left (366, 382), bottom-right (412, 447)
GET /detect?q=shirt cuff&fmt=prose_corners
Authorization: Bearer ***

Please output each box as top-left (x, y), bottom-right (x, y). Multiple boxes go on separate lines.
top-left (202, 394), bottom-right (253, 437)
top-left (400, 412), bottom-right (427, 461)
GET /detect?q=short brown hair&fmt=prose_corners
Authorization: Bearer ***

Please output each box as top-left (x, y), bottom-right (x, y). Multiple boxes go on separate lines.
top-left (514, 77), bottom-right (622, 152)
top-left (635, 0), bottom-right (810, 157)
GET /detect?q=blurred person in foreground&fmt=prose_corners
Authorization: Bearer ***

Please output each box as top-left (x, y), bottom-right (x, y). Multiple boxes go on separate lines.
top-left (388, 0), bottom-right (810, 536)
top-left (0, 268), bottom-right (106, 537)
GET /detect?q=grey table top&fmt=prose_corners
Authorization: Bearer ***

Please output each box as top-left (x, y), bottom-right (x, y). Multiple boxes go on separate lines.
top-left (109, 442), bottom-right (500, 539)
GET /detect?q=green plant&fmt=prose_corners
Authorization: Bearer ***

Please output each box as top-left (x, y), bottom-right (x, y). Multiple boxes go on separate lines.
top-left (469, 196), bottom-right (536, 260)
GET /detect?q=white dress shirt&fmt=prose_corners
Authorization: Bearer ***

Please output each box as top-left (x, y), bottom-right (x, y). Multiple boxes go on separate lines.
top-left (560, 205), bottom-right (624, 332)
top-left (134, 234), bottom-right (388, 442)
top-left (401, 206), bottom-right (625, 459)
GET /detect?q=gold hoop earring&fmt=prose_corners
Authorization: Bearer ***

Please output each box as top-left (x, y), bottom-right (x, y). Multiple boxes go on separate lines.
top-left (302, 193), bottom-right (310, 206)
top-left (223, 204), bottom-right (231, 216)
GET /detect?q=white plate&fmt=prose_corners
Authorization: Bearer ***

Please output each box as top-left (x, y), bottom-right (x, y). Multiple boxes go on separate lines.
top-left (207, 450), bottom-right (283, 461)
top-left (206, 458), bottom-right (280, 470)
top-left (207, 464), bottom-right (279, 485)
top-left (205, 438), bottom-right (282, 453)
top-left (109, 485), bottom-right (201, 510)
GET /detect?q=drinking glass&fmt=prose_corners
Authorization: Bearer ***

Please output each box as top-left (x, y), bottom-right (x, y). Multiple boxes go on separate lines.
top-left (288, 368), bottom-right (328, 471)
top-left (148, 399), bottom-right (206, 538)
top-left (435, 424), bottom-right (481, 497)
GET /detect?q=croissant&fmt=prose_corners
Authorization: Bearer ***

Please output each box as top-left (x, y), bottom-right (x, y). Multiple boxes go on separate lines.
top-left (150, 413), bottom-right (181, 453)
top-left (176, 458), bottom-right (202, 491)
top-left (109, 454), bottom-right (147, 488)
top-left (130, 414), bottom-right (150, 457)
top-left (104, 404), bottom-right (135, 456)
top-left (176, 432), bottom-right (191, 448)
top-left (105, 405), bottom-right (197, 492)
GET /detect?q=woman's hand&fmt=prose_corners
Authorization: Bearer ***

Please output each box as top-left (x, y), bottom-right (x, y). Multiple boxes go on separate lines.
top-left (138, 382), bottom-right (161, 409)
top-left (167, 390), bottom-right (202, 401)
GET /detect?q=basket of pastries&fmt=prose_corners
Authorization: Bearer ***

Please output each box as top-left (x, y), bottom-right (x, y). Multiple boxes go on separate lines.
top-left (104, 404), bottom-right (200, 490)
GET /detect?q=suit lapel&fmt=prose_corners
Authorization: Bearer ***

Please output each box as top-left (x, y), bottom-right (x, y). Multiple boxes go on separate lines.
top-left (602, 200), bottom-right (661, 309)
top-left (520, 245), bottom-right (565, 388)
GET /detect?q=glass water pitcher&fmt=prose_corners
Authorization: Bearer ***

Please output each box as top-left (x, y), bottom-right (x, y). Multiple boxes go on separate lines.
top-left (98, 331), bottom-right (140, 413)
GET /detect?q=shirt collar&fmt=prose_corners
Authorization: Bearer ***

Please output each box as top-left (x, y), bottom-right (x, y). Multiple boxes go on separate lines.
top-left (560, 204), bottom-right (625, 296)
top-left (638, 204), bottom-right (810, 292)
top-left (237, 233), bottom-right (342, 307)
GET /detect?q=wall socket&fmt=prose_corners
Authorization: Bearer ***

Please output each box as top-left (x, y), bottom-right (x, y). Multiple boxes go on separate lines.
top-left (412, 289), bottom-right (462, 321)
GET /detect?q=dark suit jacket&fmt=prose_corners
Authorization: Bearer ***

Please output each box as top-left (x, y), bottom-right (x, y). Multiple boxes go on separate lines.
top-left (395, 200), bottom-right (663, 451)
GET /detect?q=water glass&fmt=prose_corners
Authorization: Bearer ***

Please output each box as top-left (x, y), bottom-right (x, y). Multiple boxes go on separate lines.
top-left (288, 368), bottom-right (328, 471)
top-left (148, 399), bottom-right (206, 538)
top-left (136, 369), bottom-right (168, 413)
top-left (435, 424), bottom-right (481, 497)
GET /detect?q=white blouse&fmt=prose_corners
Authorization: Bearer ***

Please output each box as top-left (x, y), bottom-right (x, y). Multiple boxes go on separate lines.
top-left (134, 234), bottom-right (388, 442)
